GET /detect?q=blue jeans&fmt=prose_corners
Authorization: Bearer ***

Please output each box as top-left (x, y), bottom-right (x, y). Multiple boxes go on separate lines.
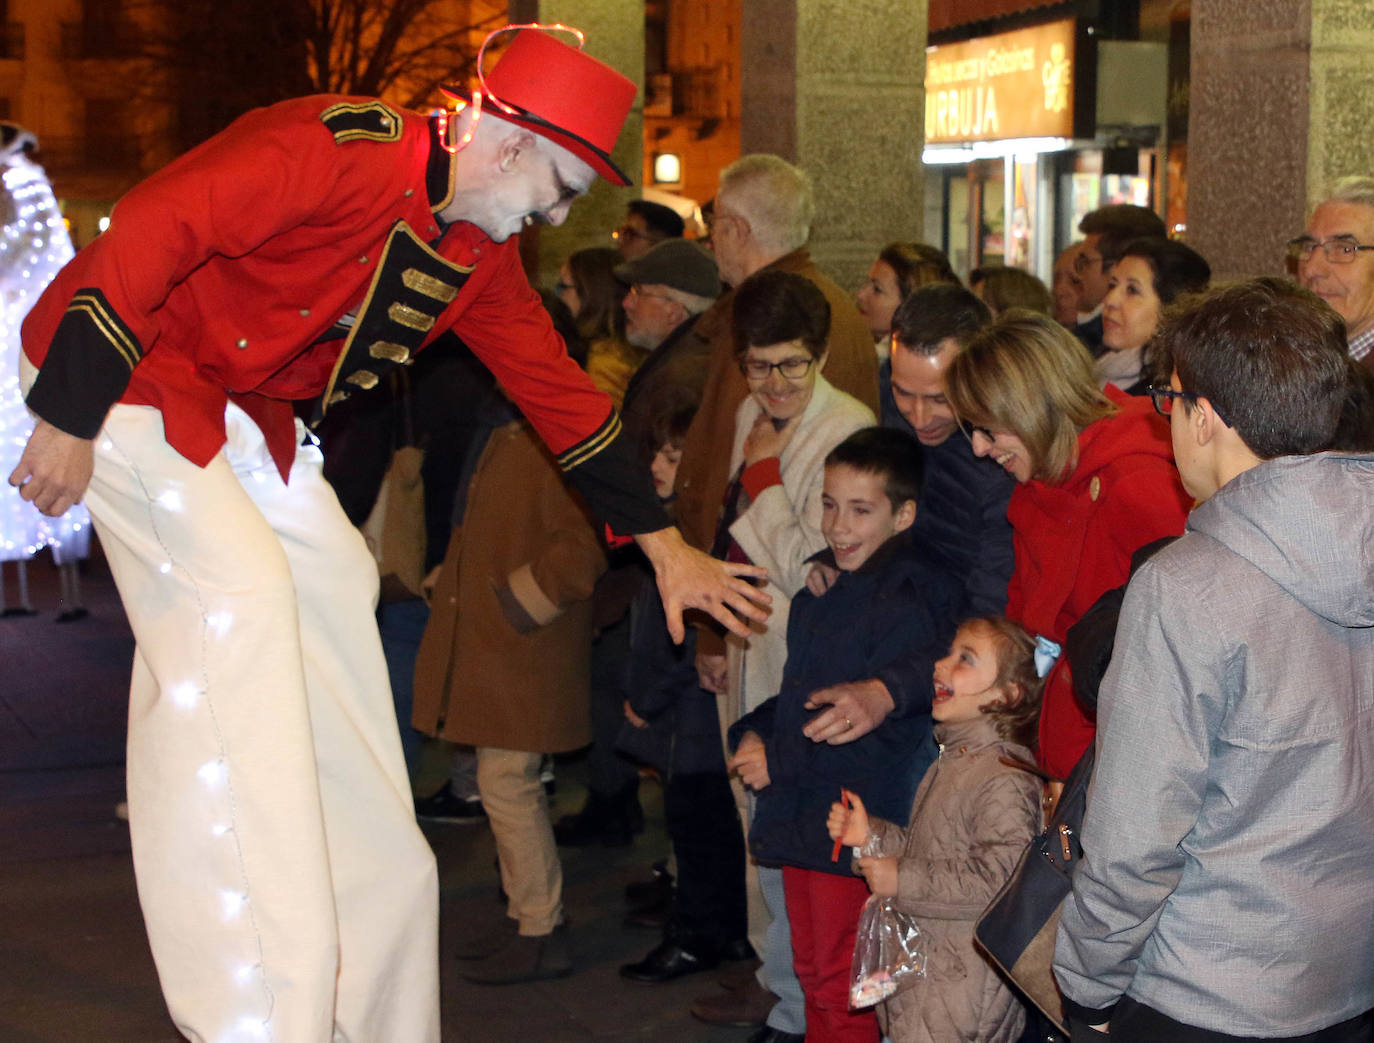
top-left (377, 597), bottom-right (431, 779)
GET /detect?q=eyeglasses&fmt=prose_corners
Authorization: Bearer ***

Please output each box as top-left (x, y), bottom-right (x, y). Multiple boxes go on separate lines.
top-left (1286, 235), bottom-right (1374, 264)
top-left (739, 356), bottom-right (816, 381)
top-left (1145, 385), bottom-right (1197, 416)
top-left (1074, 251), bottom-right (1111, 275)
top-left (1147, 384), bottom-right (1231, 425)
top-left (956, 420), bottom-right (994, 444)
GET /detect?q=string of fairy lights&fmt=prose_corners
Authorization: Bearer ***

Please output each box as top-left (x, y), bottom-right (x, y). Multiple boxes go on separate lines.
top-left (5, 140), bottom-right (274, 1038)
top-left (0, 149), bottom-right (89, 564)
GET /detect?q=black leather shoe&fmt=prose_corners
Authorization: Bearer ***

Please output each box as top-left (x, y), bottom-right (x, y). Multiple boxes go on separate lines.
top-left (746, 1028), bottom-right (805, 1043)
top-left (619, 940), bottom-right (719, 983)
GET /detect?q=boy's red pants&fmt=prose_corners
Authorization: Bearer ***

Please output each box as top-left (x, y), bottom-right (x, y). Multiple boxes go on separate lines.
top-left (782, 866), bottom-right (879, 1043)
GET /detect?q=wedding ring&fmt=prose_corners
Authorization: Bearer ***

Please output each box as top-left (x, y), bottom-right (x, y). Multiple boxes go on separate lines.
top-left (843, 717), bottom-right (853, 731)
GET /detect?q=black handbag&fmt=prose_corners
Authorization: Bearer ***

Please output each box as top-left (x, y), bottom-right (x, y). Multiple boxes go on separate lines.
top-left (974, 744), bottom-right (1094, 1035)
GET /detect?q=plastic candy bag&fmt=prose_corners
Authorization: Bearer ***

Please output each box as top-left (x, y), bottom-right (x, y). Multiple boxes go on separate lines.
top-left (849, 894), bottom-right (928, 1009)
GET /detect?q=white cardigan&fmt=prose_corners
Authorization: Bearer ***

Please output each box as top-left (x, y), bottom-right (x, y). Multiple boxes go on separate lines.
top-left (723, 373), bottom-right (875, 720)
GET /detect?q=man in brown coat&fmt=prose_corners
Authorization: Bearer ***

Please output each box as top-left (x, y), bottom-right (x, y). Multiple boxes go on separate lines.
top-left (674, 155), bottom-right (880, 558)
top-left (681, 154), bottom-right (878, 1041)
top-left (413, 418), bottom-right (607, 984)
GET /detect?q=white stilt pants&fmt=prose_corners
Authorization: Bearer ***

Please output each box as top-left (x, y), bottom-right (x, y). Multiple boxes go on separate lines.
top-left (74, 395), bottom-right (439, 1043)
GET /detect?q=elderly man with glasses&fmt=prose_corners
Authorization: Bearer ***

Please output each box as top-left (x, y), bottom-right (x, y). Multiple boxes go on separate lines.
top-left (1291, 176), bottom-right (1374, 375)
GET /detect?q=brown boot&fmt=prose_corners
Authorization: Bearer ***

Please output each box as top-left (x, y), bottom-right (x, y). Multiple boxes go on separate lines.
top-left (690, 976), bottom-right (778, 1027)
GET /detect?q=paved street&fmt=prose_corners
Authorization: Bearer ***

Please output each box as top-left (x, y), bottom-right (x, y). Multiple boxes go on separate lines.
top-left (0, 548), bottom-right (756, 1042)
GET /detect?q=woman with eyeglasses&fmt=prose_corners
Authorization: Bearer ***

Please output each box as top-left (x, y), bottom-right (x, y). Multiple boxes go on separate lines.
top-left (1096, 237), bottom-right (1211, 394)
top-left (554, 246), bottom-right (646, 408)
top-left (695, 269), bottom-right (876, 740)
top-left (944, 311), bottom-right (1192, 780)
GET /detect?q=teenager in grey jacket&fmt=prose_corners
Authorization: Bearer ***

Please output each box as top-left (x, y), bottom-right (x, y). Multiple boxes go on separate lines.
top-left (1054, 278), bottom-right (1374, 1041)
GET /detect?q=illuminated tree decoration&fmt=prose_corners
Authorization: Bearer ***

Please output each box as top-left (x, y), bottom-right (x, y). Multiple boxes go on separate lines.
top-left (0, 128), bottom-right (90, 569)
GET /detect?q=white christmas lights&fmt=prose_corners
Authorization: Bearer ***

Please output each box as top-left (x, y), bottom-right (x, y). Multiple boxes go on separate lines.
top-left (0, 149), bottom-right (89, 567)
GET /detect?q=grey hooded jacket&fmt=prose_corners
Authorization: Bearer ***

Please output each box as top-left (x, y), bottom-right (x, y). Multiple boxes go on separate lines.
top-left (1054, 451), bottom-right (1374, 1035)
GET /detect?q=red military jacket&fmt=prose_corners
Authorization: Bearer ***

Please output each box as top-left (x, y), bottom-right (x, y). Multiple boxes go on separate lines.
top-left (1005, 388), bottom-right (1192, 778)
top-left (22, 95), bottom-right (662, 535)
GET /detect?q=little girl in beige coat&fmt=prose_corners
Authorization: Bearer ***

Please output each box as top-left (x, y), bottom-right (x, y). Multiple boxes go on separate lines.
top-left (828, 617), bottom-right (1045, 1043)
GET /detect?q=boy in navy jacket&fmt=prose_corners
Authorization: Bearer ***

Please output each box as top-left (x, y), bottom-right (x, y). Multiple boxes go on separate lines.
top-left (728, 427), bottom-right (959, 1043)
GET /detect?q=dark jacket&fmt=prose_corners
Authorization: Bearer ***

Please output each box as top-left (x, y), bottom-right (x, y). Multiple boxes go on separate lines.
top-left (615, 577), bottom-right (726, 778)
top-left (728, 536), bottom-right (959, 876)
top-left (879, 358), bottom-right (1014, 618)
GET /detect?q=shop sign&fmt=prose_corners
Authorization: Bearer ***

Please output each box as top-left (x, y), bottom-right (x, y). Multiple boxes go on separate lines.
top-left (925, 19), bottom-right (1077, 144)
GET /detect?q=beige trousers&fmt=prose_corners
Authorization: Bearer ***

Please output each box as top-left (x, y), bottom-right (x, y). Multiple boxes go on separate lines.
top-left (63, 389), bottom-right (439, 1042)
top-left (476, 746), bottom-right (563, 935)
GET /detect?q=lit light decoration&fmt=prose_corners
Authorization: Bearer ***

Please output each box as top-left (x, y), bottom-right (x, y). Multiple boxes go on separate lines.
top-left (0, 126), bottom-right (90, 571)
top-left (433, 22), bottom-right (586, 155)
top-left (219, 888), bottom-right (248, 921)
top-left (198, 758), bottom-right (229, 788)
top-left (170, 682), bottom-right (201, 710)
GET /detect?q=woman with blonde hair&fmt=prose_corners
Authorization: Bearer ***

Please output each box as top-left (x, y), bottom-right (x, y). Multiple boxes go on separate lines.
top-left (944, 310), bottom-right (1192, 779)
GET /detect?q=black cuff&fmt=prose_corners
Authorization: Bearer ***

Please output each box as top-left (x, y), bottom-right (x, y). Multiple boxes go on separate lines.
top-left (875, 658), bottom-right (935, 720)
top-left (1063, 994), bottom-right (1119, 1027)
top-left (494, 583), bottom-right (539, 634)
top-left (24, 288), bottom-right (141, 438)
top-left (559, 412), bottom-right (671, 536)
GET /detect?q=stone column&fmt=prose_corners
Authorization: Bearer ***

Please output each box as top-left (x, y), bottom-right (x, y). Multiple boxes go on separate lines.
top-left (509, 0), bottom-right (644, 285)
top-left (740, 0), bottom-right (928, 291)
top-left (1189, 0), bottom-right (1374, 281)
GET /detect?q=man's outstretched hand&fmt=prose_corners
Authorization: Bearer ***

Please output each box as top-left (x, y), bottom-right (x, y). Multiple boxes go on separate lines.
top-left (636, 527), bottom-right (770, 643)
top-left (8, 419), bottom-right (94, 517)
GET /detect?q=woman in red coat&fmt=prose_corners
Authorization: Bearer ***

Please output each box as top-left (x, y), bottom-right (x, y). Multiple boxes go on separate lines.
top-left (945, 311), bottom-right (1191, 779)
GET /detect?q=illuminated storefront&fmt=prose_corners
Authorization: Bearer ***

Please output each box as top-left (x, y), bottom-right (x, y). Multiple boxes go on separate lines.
top-left (922, 14), bottom-right (1175, 282)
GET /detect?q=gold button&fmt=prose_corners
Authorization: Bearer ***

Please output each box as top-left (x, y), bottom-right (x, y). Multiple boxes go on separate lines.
top-left (404, 189), bottom-right (414, 197)
top-left (1089, 476), bottom-right (1101, 502)
top-left (236, 338), bottom-right (248, 349)
top-left (299, 309), bottom-right (310, 317)
top-left (359, 256), bottom-right (369, 264)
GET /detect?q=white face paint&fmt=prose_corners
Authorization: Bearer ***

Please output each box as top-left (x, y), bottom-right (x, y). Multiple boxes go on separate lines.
top-left (450, 128), bottom-right (596, 243)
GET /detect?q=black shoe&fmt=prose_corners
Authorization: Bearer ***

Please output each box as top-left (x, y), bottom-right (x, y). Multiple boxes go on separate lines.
top-left (619, 940), bottom-right (719, 984)
top-left (55, 607), bottom-right (90, 622)
top-left (746, 1028), bottom-right (805, 1043)
top-left (414, 781), bottom-right (486, 823)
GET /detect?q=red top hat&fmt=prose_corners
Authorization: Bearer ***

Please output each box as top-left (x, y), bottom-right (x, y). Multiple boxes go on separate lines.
top-left (443, 27), bottom-right (637, 187)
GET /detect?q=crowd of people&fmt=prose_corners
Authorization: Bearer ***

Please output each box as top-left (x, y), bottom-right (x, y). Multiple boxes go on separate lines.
top-left (389, 161), bottom-right (1374, 1043)
top-left (9, 24), bottom-right (1374, 1043)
